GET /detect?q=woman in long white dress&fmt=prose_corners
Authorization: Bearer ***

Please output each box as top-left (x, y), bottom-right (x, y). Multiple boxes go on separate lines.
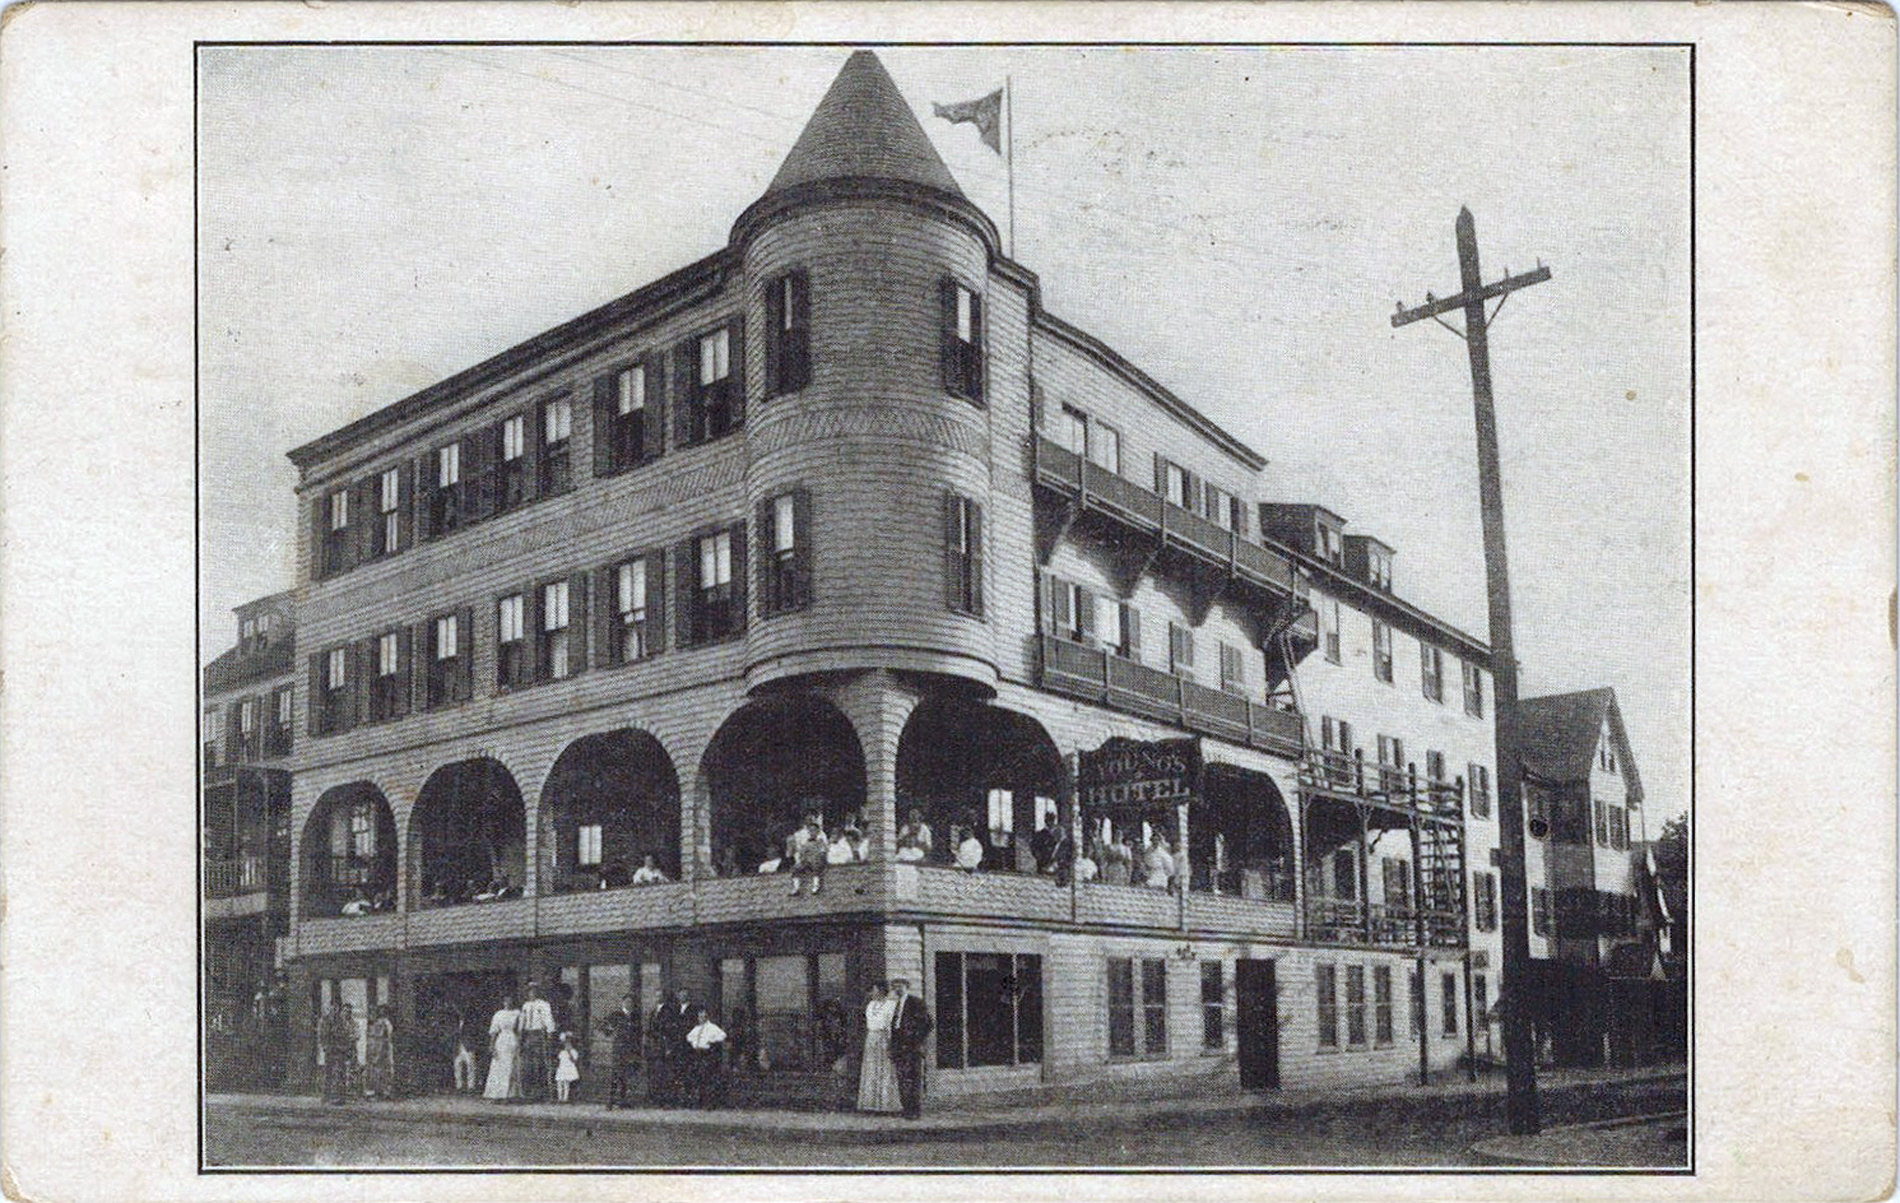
top-left (857, 983), bottom-right (901, 1113)
top-left (484, 996), bottom-right (522, 1102)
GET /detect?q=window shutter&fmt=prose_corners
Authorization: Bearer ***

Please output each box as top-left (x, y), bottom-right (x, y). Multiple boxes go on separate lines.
top-left (939, 277), bottom-right (959, 392)
top-left (763, 277), bottom-right (783, 397)
top-left (942, 493), bottom-right (961, 610)
top-left (792, 487), bottom-right (813, 606)
top-left (1036, 570), bottom-right (1054, 634)
top-left (521, 405), bottom-right (542, 503)
top-left (1050, 573), bottom-right (1071, 636)
top-left (968, 499), bottom-right (984, 614)
top-left (591, 565), bottom-right (613, 668)
top-left (675, 538), bottom-right (696, 648)
top-left (756, 495), bottom-right (774, 612)
top-left (414, 453), bottom-right (435, 543)
top-left (647, 548), bottom-right (668, 655)
top-left (394, 627), bottom-right (412, 718)
top-left (523, 580), bottom-right (542, 684)
top-left (411, 620), bottom-right (431, 712)
top-left (346, 640), bottom-right (368, 732)
top-left (790, 270), bottom-right (811, 391)
top-left (644, 358), bottom-right (665, 460)
top-left (592, 374), bottom-right (616, 476)
top-left (727, 316), bottom-right (746, 428)
top-left (567, 570), bottom-right (589, 676)
top-left (394, 460), bottom-right (412, 554)
top-left (309, 494), bottom-right (329, 580)
top-left (728, 519), bottom-right (748, 633)
top-left (1153, 456), bottom-right (1168, 496)
top-left (457, 605), bottom-right (475, 701)
top-left (464, 432), bottom-right (493, 522)
top-left (353, 477), bottom-right (377, 566)
top-left (225, 704), bottom-right (242, 761)
top-left (1076, 586), bottom-right (1096, 640)
top-left (967, 290), bottom-right (984, 403)
top-left (1123, 603), bottom-right (1142, 659)
top-left (307, 653), bottom-right (322, 735)
top-left (673, 341), bottom-right (696, 446)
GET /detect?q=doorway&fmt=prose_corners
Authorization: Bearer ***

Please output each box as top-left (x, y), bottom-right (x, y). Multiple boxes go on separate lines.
top-left (413, 968), bottom-right (521, 1093)
top-left (1235, 958), bottom-right (1279, 1090)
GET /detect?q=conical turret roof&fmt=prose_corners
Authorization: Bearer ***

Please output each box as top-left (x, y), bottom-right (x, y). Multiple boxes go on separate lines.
top-left (765, 51), bottom-right (964, 199)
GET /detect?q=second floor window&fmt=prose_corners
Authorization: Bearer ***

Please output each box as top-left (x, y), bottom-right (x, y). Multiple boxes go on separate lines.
top-left (1319, 595), bottom-right (1341, 663)
top-left (1205, 483), bottom-right (1240, 532)
top-left (267, 686), bottom-right (293, 756)
top-left (497, 593), bottom-right (527, 689)
top-left (497, 414), bottom-right (528, 511)
top-left (1421, 643), bottom-right (1444, 702)
top-left (681, 525), bottom-right (745, 646)
top-left (537, 579), bottom-right (574, 681)
top-left (942, 278), bottom-right (984, 402)
top-left (369, 630), bottom-right (406, 722)
top-left (374, 467), bottom-right (402, 557)
top-left (944, 493), bottom-right (983, 616)
top-left (1463, 659), bottom-right (1485, 717)
top-left (1219, 642), bottom-right (1246, 695)
top-left (1469, 763), bottom-right (1492, 817)
top-left (1094, 594), bottom-right (1138, 658)
top-left (1377, 734), bottom-right (1406, 785)
top-left (318, 645), bottom-right (350, 734)
top-left (1169, 623), bottom-right (1194, 677)
top-left (678, 324), bottom-right (741, 446)
top-left (1056, 404), bottom-right (1086, 458)
top-left (1473, 870), bottom-right (1499, 932)
top-left (1425, 749), bottom-right (1446, 785)
top-left (1088, 420), bottom-right (1120, 475)
top-left (764, 270), bottom-right (811, 397)
top-left (611, 553), bottom-right (663, 663)
top-left (321, 489), bottom-right (350, 576)
top-left (428, 441), bottom-right (464, 537)
top-left (539, 395), bottom-right (572, 495)
top-left (426, 611), bottom-right (470, 708)
top-left (1372, 620), bottom-right (1394, 683)
top-left (596, 360), bottom-right (659, 474)
top-left (762, 490), bottom-right (812, 615)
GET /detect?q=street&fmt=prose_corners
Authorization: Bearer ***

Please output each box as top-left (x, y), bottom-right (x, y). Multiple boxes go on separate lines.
top-left (205, 1075), bottom-right (1686, 1169)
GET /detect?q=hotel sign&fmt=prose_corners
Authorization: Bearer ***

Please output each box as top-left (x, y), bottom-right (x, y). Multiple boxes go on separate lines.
top-left (1077, 736), bottom-right (1202, 808)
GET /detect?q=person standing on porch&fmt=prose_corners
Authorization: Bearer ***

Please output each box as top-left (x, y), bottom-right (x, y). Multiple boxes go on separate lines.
top-left (362, 1005), bottom-right (396, 1098)
top-left (317, 1000), bottom-right (356, 1104)
top-left (450, 1005), bottom-right (478, 1094)
top-left (856, 982), bottom-right (901, 1114)
top-left (483, 995), bottom-right (522, 1102)
top-left (598, 993), bottom-right (640, 1110)
top-left (517, 982), bottom-right (556, 1102)
top-left (887, 977), bottom-right (933, 1120)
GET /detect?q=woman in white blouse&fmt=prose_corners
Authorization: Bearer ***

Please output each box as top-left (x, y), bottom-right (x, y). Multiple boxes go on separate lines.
top-left (685, 1007), bottom-right (728, 1108)
top-left (856, 982), bottom-right (901, 1113)
top-left (482, 996), bottom-right (522, 1102)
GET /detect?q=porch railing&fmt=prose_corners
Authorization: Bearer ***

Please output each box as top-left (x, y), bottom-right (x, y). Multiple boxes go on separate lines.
top-left (1039, 634), bottom-right (1304, 756)
top-left (206, 855), bottom-right (268, 898)
top-left (1305, 897), bottom-right (1466, 949)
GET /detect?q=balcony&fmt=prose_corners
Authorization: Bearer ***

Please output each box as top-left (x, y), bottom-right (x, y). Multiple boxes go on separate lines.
top-left (1039, 634), bottom-right (1305, 757)
top-left (1299, 747), bottom-right (1466, 820)
top-left (1034, 436), bottom-right (1300, 599)
top-left (1305, 898), bottom-right (1464, 950)
top-left (206, 855), bottom-right (270, 898)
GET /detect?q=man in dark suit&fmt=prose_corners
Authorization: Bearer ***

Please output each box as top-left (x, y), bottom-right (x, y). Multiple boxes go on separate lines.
top-left (647, 994), bottom-right (678, 1104)
top-left (887, 977), bottom-right (933, 1119)
top-left (666, 989), bottom-right (696, 1094)
top-left (598, 994), bottom-right (640, 1110)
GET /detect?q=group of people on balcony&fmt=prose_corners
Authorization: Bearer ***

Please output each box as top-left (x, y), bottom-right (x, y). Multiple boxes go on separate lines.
top-left (573, 854), bottom-right (674, 891)
top-left (1071, 829), bottom-right (1184, 891)
top-left (338, 886), bottom-right (396, 916)
top-left (422, 871), bottom-right (523, 906)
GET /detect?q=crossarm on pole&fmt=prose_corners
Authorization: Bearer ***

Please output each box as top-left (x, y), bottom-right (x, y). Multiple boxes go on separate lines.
top-left (1390, 264), bottom-right (1551, 329)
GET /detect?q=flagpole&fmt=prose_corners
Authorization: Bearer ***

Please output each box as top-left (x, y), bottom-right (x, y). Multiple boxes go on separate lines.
top-left (1005, 75), bottom-right (1015, 259)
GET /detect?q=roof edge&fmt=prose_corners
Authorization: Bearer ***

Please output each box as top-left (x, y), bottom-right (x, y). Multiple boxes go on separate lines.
top-left (1269, 537), bottom-right (1492, 661)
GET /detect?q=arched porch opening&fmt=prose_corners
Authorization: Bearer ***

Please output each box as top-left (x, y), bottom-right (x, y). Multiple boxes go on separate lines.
top-left (1195, 765), bottom-right (1296, 899)
top-left (896, 699), bottom-right (1064, 871)
top-left (409, 758), bottom-right (526, 907)
top-left (300, 783), bottom-right (397, 917)
top-left (703, 696), bottom-right (866, 875)
top-left (537, 728), bottom-right (681, 891)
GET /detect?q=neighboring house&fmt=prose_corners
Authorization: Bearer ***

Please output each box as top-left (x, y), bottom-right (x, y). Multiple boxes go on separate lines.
top-left (256, 50), bottom-right (1510, 1104)
top-left (202, 591), bottom-right (296, 1088)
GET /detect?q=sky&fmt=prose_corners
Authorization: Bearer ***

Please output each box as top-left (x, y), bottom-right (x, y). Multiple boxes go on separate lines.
top-left (197, 44), bottom-right (1690, 827)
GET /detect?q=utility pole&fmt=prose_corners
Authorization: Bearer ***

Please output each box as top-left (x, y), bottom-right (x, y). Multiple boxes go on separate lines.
top-left (1391, 206), bottom-right (1549, 1136)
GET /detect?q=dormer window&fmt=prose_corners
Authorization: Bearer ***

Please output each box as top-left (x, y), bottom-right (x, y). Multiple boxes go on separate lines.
top-left (1368, 549), bottom-right (1393, 591)
top-left (1315, 523), bottom-right (1343, 566)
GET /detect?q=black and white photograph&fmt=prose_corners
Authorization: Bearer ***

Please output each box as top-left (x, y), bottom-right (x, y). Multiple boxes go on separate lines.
top-left (194, 40), bottom-right (1692, 1170)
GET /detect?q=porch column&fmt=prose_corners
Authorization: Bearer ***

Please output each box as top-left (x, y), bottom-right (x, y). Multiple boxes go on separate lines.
top-left (1175, 799), bottom-right (1190, 930)
top-left (834, 670), bottom-right (921, 861)
top-left (1357, 804), bottom-right (1374, 944)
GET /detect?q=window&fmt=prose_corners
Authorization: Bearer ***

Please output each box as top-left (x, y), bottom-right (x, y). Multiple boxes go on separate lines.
top-left (537, 579), bottom-right (574, 681)
top-left (320, 488), bottom-right (351, 576)
top-left (764, 270), bottom-right (811, 397)
top-left (1315, 522), bottom-right (1343, 565)
top-left (1160, 459), bottom-right (1197, 510)
top-left (267, 685), bottom-right (293, 756)
top-left (1374, 965), bottom-right (1394, 1045)
top-left (426, 611), bottom-right (470, 708)
top-left (1473, 869), bottom-right (1499, 932)
top-left (1532, 886), bottom-right (1552, 935)
top-left (1469, 763), bottom-right (1492, 818)
top-left (1409, 968), bottom-right (1425, 1038)
top-left (1219, 641), bottom-right (1246, 695)
top-left (1425, 749), bottom-right (1446, 785)
top-left (1610, 805), bottom-right (1628, 851)
top-left (1344, 964), bottom-right (1367, 1046)
top-left (596, 359), bottom-right (663, 475)
top-left (941, 278), bottom-right (984, 402)
top-left (423, 440), bottom-right (464, 539)
top-left (1421, 643), bottom-right (1444, 702)
top-left (1201, 961), bottom-right (1225, 1050)
top-left (1474, 974), bottom-right (1490, 1035)
top-left (610, 553), bottom-right (663, 664)
top-left (682, 525), bottom-right (746, 646)
top-left (677, 323), bottom-right (742, 446)
top-left (1169, 623), bottom-right (1194, 677)
top-left (1087, 420), bottom-right (1121, 475)
top-left (1056, 405), bottom-right (1087, 458)
top-left (1600, 741), bottom-right (1618, 773)
top-left (317, 645), bottom-right (350, 734)
top-left (1108, 957), bottom-right (1166, 1059)
top-left (1462, 659), bottom-right (1484, 717)
top-left (935, 952), bottom-right (1043, 1069)
top-left (577, 824), bottom-right (603, 869)
top-left (1331, 848), bottom-right (1357, 900)
top-left (1315, 964), bottom-right (1339, 1048)
top-left (1441, 972), bottom-right (1459, 1036)
top-left (944, 493), bottom-right (984, 616)
top-left (1204, 482), bottom-right (1242, 532)
top-left (1319, 716), bottom-right (1355, 780)
top-left (329, 797), bottom-right (380, 885)
top-left (1092, 594), bottom-right (1136, 658)
top-left (1377, 735), bottom-right (1405, 789)
top-left (1368, 549), bottom-right (1393, 591)
top-left (369, 630), bottom-right (405, 722)
top-left (762, 490), bottom-right (812, 615)
top-left (497, 592), bottom-right (527, 689)
top-left (496, 413), bottom-right (528, 511)
top-left (1594, 798), bottom-right (1610, 847)
top-left (540, 394), bottom-right (573, 495)
top-left (374, 468), bottom-right (402, 557)
top-left (1319, 595), bottom-right (1342, 663)
top-left (1382, 857), bottom-right (1411, 910)
top-left (1371, 620), bottom-right (1394, 683)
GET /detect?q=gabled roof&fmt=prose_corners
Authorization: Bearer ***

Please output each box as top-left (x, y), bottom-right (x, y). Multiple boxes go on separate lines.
top-left (1519, 686), bottom-right (1644, 803)
top-left (764, 51), bottom-right (963, 200)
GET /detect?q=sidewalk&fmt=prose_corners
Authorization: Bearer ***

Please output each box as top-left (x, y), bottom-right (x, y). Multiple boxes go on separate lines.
top-left (1470, 1110), bottom-right (1690, 1167)
top-left (211, 1062), bottom-right (1685, 1144)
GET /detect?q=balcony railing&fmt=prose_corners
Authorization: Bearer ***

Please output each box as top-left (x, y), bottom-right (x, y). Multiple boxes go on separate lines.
top-left (1300, 748), bottom-right (1466, 818)
top-left (1035, 436), bottom-right (1299, 599)
top-left (1039, 634), bottom-right (1304, 757)
top-left (1305, 897), bottom-right (1465, 949)
top-left (206, 855), bottom-right (270, 898)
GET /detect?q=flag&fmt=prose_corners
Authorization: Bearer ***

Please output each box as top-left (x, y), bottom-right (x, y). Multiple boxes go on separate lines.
top-left (933, 88), bottom-right (1004, 154)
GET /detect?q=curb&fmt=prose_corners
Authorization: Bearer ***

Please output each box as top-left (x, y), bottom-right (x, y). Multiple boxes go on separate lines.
top-left (1467, 1109), bottom-right (1690, 1166)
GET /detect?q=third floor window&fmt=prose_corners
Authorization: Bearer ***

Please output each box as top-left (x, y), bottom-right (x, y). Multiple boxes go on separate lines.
top-left (1318, 595), bottom-right (1342, 664)
top-left (764, 270), bottom-right (811, 397)
top-left (944, 493), bottom-right (984, 617)
top-left (681, 525), bottom-right (745, 646)
top-left (1421, 643), bottom-right (1444, 702)
top-left (1463, 660), bottom-right (1485, 717)
top-left (539, 395), bottom-right (573, 496)
top-left (676, 322), bottom-right (743, 447)
top-left (762, 490), bottom-right (812, 615)
top-left (610, 552), bottom-right (664, 664)
top-left (1372, 620), bottom-right (1394, 683)
top-left (942, 278), bottom-right (984, 403)
top-left (596, 359), bottom-right (661, 474)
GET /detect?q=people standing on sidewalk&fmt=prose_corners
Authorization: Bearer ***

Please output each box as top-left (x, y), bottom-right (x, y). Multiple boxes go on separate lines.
top-left (554, 1032), bottom-right (581, 1103)
top-left (685, 1008), bottom-right (728, 1108)
top-left (317, 1000), bottom-right (356, 1105)
top-left (887, 978), bottom-right (932, 1120)
top-left (647, 993), bottom-right (679, 1104)
top-left (362, 1006), bottom-right (396, 1099)
top-left (517, 982), bottom-right (557, 1102)
top-left (450, 1006), bottom-right (478, 1094)
top-left (856, 982), bottom-right (902, 1114)
top-left (598, 994), bottom-right (640, 1110)
top-left (483, 995), bottom-right (522, 1102)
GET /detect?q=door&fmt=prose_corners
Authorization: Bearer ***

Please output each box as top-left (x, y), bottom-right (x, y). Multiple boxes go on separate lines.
top-left (1236, 958), bottom-right (1279, 1090)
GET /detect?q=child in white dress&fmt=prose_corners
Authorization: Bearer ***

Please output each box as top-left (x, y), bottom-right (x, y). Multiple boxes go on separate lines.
top-left (555, 1031), bottom-right (581, 1103)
